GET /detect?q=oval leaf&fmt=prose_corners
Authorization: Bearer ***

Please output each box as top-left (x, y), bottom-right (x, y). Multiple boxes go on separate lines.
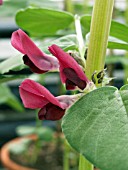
top-left (81, 15), bottom-right (128, 44)
top-left (16, 8), bottom-right (74, 36)
top-left (62, 85), bottom-right (128, 170)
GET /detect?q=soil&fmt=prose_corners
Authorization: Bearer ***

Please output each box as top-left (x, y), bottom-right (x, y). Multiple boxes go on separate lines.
top-left (10, 137), bottom-right (78, 170)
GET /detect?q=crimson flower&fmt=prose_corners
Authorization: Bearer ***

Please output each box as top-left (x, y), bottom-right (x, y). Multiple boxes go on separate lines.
top-left (0, 0), bottom-right (3, 5)
top-left (19, 79), bottom-right (78, 120)
top-left (48, 44), bottom-right (90, 90)
top-left (11, 29), bottom-right (59, 73)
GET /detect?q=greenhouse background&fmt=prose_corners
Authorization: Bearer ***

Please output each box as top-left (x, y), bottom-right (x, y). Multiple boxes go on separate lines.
top-left (0, 0), bottom-right (128, 170)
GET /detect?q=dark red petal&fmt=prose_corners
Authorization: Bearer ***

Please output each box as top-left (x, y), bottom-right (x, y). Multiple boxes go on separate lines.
top-left (23, 55), bottom-right (47, 74)
top-left (63, 68), bottom-right (87, 90)
top-left (65, 79), bottom-right (76, 90)
top-left (48, 44), bottom-right (90, 86)
top-left (38, 103), bottom-right (65, 121)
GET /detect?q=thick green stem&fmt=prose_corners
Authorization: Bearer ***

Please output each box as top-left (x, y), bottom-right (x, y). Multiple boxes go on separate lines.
top-left (64, 0), bottom-right (74, 13)
top-left (78, 1), bottom-right (114, 170)
top-left (79, 154), bottom-right (93, 170)
top-left (86, 0), bottom-right (114, 80)
top-left (75, 15), bottom-right (85, 61)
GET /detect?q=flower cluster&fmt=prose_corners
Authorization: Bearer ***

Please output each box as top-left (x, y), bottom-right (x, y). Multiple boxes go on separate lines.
top-left (11, 29), bottom-right (91, 121)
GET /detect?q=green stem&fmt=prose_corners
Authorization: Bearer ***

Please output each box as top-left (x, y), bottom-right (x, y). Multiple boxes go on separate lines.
top-left (78, 1), bottom-right (114, 170)
top-left (36, 110), bottom-right (42, 127)
top-left (79, 154), bottom-right (93, 170)
top-left (64, 0), bottom-right (74, 13)
top-left (63, 139), bottom-right (70, 170)
top-left (29, 111), bottom-right (43, 164)
top-left (86, 0), bottom-right (115, 80)
top-left (75, 15), bottom-right (85, 61)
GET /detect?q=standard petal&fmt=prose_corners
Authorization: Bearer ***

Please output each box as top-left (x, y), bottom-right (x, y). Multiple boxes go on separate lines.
top-left (11, 30), bottom-right (26, 54)
top-left (19, 79), bottom-right (62, 108)
top-left (48, 44), bottom-right (88, 81)
top-left (20, 87), bottom-right (49, 109)
top-left (11, 30), bottom-right (59, 72)
top-left (48, 44), bottom-right (89, 90)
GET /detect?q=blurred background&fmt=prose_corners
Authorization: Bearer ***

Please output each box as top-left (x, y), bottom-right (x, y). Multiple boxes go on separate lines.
top-left (0, 0), bottom-right (127, 170)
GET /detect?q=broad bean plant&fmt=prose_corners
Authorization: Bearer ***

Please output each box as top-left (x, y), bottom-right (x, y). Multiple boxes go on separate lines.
top-left (1, 0), bottom-right (128, 170)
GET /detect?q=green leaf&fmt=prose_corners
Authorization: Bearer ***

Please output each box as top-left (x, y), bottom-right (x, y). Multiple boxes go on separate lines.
top-left (110, 21), bottom-right (128, 43)
top-left (28, 0), bottom-right (60, 9)
top-left (16, 8), bottom-right (74, 36)
top-left (108, 41), bottom-right (128, 50)
top-left (85, 25), bottom-right (128, 51)
top-left (81, 15), bottom-right (128, 43)
top-left (0, 55), bottom-right (24, 74)
top-left (0, 84), bottom-right (24, 112)
top-left (62, 86), bottom-right (128, 170)
top-left (40, 34), bottom-right (78, 53)
top-left (108, 37), bottom-right (128, 50)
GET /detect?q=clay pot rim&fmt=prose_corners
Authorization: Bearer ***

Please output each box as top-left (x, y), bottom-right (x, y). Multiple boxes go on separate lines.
top-left (0, 135), bottom-right (37, 170)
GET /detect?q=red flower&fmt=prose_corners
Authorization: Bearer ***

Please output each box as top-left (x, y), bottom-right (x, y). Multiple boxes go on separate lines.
top-left (19, 79), bottom-right (78, 120)
top-left (0, 0), bottom-right (3, 5)
top-left (11, 29), bottom-right (59, 73)
top-left (48, 44), bottom-right (90, 90)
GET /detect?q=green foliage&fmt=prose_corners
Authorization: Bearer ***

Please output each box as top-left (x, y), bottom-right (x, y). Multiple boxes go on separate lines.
top-left (28, 0), bottom-right (60, 9)
top-left (0, 84), bottom-right (24, 112)
top-left (62, 85), bottom-right (128, 170)
top-left (81, 15), bottom-right (128, 47)
top-left (86, 32), bottom-right (128, 51)
top-left (0, 55), bottom-right (24, 74)
top-left (16, 8), bottom-right (74, 36)
top-left (40, 34), bottom-right (78, 53)
top-left (0, 0), bottom-right (27, 17)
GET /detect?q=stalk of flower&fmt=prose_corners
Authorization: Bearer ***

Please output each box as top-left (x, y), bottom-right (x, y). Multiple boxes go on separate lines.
top-left (11, 29), bottom-right (59, 73)
top-left (48, 44), bottom-right (91, 90)
top-left (19, 79), bottom-right (80, 120)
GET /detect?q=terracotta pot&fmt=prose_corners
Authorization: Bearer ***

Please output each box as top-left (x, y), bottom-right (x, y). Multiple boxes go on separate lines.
top-left (0, 135), bottom-right (37, 170)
